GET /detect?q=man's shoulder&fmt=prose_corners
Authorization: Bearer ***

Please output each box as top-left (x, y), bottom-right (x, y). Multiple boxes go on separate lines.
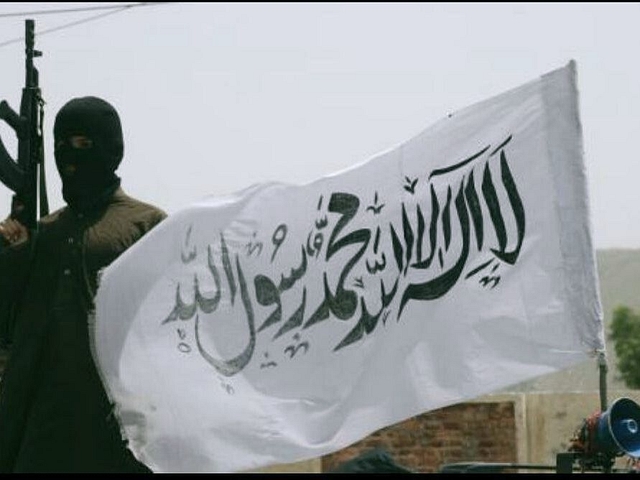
top-left (111, 188), bottom-right (167, 223)
top-left (39, 206), bottom-right (67, 226)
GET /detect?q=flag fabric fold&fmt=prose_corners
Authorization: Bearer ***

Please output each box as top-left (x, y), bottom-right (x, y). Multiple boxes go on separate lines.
top-left (92, 60), bottom-right (604, 473)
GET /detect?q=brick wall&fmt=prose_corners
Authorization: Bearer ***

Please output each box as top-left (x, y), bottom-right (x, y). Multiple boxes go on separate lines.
top-left (321, 401), bottom-right (517, 473)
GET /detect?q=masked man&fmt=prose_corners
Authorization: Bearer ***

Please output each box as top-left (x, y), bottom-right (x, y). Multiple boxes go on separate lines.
top-left (0, 97), bottom-right (166, 472)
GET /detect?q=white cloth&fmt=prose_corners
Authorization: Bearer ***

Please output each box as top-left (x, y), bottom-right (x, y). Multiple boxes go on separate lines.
top-left (93, 60), bottom-right (604, 473)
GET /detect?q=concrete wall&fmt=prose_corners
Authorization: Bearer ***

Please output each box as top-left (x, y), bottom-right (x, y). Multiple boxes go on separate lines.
top-left (506, 390), bottom-right (640, 467)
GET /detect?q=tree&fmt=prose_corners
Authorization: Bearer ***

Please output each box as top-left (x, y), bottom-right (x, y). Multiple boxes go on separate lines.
top-left (609, 306), bottom-right (640, 389)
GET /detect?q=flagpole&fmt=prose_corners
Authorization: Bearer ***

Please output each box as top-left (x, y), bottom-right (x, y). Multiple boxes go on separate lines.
top-left (598, 351), bottom-right (608, 412)
top-left (598, 350), bottom-right (612, 474)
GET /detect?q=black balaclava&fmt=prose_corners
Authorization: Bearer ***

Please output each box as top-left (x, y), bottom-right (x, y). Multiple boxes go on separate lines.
top-left (54, 96), bottom-right (123, 213)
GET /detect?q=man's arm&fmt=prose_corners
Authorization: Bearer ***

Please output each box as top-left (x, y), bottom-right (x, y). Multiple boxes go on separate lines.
top-left (0, 218), bottom-right (31, 346)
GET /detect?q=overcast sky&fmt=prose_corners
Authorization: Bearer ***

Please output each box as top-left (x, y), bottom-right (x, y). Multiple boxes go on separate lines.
top-left (0, 2), bottom-right (638, 249)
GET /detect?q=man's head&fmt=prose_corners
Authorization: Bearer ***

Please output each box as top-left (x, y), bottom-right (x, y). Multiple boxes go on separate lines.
top-left (54, 96), bottom-right (124, 211)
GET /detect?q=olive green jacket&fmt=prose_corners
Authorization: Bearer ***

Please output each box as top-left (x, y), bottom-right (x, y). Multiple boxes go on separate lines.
top-left (0, 188), bottom-right (166, 472)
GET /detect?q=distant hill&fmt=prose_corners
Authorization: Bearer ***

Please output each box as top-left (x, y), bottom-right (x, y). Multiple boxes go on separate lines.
top-left (596, 249), bottom-right (640, 320)
top-left (506, 248), bottom-right (640, 393)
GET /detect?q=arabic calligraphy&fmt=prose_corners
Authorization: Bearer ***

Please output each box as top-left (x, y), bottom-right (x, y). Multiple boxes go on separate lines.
top-left (161, 135), bottom-right (526, 378)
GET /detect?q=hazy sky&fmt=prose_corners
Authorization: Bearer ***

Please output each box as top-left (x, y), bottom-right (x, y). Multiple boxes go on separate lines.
top-left (0, 2), bottom-right (638, 249)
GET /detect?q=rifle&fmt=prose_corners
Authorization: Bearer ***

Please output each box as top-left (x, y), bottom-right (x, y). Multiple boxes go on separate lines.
top-left (0, 19), bottom-right (48, 231)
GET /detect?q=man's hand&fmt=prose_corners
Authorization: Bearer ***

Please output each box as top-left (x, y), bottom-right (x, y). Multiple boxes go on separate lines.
top-left (0, 218), bottom-right (29, 246)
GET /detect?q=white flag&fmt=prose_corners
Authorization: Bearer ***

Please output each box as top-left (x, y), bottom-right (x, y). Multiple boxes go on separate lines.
top-left (92, 60), bottom-right (604, 473)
